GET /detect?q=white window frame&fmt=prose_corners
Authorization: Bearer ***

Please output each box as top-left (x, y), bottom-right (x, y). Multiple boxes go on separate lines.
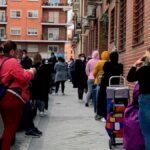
top-left (0, 27), bottom-right (5, 38)
top-left (27, 10), bottom-right (38, 18)
top-left (0, 11), bottom-right (6, 22)
top-left (0, 0), bottom-right (6, 5)
top-left (27, 44), bottom-right (38, 52)
top-left (48, 28), bottom-right (59, 40)
top-left (10, 27), bottom-right (21, 35)
top-left (27, 28), bottom-right (38, 35)
top-left (10, 10), bottom-right (21, 18)
top-left (48, 12), bottom-right (59, 23)
top-left (48, 45), bottom-right (59, 52)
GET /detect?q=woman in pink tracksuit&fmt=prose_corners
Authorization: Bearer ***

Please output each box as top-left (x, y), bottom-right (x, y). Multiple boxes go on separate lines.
top-left (85, 50), bottom-right (99, 107)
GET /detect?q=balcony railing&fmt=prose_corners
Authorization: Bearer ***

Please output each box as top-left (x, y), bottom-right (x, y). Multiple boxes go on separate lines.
top-left (42, 2), bottom-right (72, 10)
top-left (41, 19), bottom-right (70, 26)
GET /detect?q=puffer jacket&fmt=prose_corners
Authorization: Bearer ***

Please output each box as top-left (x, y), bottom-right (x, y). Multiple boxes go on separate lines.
top-left (93, 51), bottom-right (110, 85)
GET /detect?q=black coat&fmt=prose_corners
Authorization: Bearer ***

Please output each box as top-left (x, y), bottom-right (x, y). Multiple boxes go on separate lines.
top-left (21, 56), bottom-right (32, 69)
top-left (97, 61), bottom-right (123, 118)
top-left (31, 63), bottom-right (52, 101)
top-left (74, 59), bottom-right (87, 89)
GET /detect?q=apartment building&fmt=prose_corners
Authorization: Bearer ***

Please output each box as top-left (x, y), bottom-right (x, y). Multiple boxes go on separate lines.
top-left (0, 0), bottom-right (72, 58)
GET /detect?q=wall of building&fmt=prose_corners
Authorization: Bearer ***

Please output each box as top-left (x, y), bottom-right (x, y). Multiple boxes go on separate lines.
top-left (7, 0), bottom-right (42, 40)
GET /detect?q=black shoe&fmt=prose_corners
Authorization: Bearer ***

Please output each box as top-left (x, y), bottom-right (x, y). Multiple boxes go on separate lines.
top-left (25, 130), bottom-right (40, 137)
top-left (85, 103), bottom-right (89, 107)
top-left (33, 128), bottom-right (42, 135)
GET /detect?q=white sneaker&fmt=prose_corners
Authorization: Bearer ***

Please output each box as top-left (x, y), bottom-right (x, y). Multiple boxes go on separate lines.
top-left (39, 111), bottom-right (44, 117)
top-left (101, 118), bottom-right (106, 122)
top-left (43, 111), bottom-right (47, 116)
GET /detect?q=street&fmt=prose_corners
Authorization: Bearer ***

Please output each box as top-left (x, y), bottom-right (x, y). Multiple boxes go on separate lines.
top-left (12, 82), bottom-right (124, 150)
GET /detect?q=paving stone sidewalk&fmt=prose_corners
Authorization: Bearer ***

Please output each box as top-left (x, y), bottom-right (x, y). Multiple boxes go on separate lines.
top-left (12, 82), bottom-right (124, 150)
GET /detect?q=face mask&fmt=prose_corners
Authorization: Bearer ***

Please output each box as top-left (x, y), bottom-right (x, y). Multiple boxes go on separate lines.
top-left (80, 57), bottom-right (84, 61)
top-left (22, 54), bottom-right (26, 58)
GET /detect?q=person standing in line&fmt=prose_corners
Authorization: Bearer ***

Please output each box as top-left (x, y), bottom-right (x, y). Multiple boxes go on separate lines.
top-left (98, 51), bottom-right (123, 122)
top-left (127, 48), bottom-right (150, 150)
top-left (20, 52), bottom-right (42, 137)
top-left (85, 50), bottom-right (99, 107)
top-left (0, 41), bottom-right (35, 150)
top-left (32, 58), bottom-right (52, 116)
top-left (93, 51), bottom-right (110, 120)
top-left (20, 49), bottom-right (32, 69)
top-left (74, 54), bottom-right (87, 100)
top-left (54, 57), bottom-right (68, 95)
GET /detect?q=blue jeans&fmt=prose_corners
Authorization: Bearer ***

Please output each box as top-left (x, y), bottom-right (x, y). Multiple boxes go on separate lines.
top-left (86, 79), bottom-right (94, 103)
top-left (92, 85), bottom-right (100, 113)
top-left (139, 95), bottom-right (150, 150)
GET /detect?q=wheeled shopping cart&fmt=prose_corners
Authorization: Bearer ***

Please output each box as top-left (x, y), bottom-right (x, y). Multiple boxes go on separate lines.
top-left (106, 76), bottom-right (129, 149)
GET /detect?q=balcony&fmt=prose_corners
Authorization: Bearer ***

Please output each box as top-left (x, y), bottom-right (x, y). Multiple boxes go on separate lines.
top-left (41, 19), bottom-right (72, 26)
top-left (0, 1), bottom-right (7, 7)
top-left (0, 18), bottom-right (7, 24)
top-left (42, 2), bottom-right (72, 11)
top-left (87, 5), bottom-right (97, 20)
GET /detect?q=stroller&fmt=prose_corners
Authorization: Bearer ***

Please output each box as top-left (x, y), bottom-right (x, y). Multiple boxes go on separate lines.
top-left (106, 76), bottom-right (129, 149)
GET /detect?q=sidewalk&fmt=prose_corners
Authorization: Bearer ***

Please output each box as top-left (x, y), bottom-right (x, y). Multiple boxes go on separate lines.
top-left (12, 82), bottom-right (124, 150)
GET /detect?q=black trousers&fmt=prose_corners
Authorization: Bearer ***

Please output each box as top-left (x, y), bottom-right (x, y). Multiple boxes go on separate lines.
top-left (78, 88), bottom-right (84, 100)
top-left (55, 81), bottom-right (65, 93)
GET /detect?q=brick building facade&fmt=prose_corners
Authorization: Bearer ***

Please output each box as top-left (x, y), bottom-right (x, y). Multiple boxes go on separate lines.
top-left (0, 0), bottom-right (72, 58)
top-left (73, 0), bottom-right (148, 78)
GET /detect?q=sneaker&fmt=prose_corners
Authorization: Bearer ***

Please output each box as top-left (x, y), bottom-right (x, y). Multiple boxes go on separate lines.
top-left (95, 115), bottom-right (102, 121)
top-left (55, 93), bottom-right (58, 96)
top-left (100, 118), bottom-right (106, 122)
top-left (33, 128), bottom-right (42, 135)
top-left (62, 93), bottom-right (65, 96)
top-left (25, 130), bottom-right (40, 138)
top-left (85, 103), bottom-right (89, 107)
top-left (40, 111), bottom-right (44, 117)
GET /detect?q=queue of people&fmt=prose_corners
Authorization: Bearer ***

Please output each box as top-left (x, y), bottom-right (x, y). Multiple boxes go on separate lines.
top-left (0, 40), bottom-right (69, 150)
top-left (0, 40), bottom-right (150, 150)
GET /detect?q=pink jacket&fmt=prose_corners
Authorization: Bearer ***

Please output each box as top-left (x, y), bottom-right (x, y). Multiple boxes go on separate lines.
top-left (86, 51), bottom-right (99, 80)
top-left (0, 56), bottom-right (34, 103)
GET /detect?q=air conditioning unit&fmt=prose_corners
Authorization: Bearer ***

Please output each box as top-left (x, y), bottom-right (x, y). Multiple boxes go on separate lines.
top-left (82, 19), bottom-right (90, 29)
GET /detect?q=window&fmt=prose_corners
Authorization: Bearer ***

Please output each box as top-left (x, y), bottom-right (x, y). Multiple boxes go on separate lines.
top-left (133, 0), bottom-right (144, 46)
top-left (48, 12), bottom-right (59, 23)
top-left (0, 0), bottom-right (6, 5)
top-left (10, 10), bottom-right (21, 18)
top-left (0, 27), bottom-right (5, 38)
top-left (110, 8), bottom-right (115, 43)
top-left (27, 44), bottom-right (38, 52)
top-left (0, 11), bottom-right (6, 22)
top-left (10, 28), bottom-right (21, 35)
top-left (48, 28), bottom-right (59, 40)
top-left (28, 28), bottom-right (38, 35)
top-left (48, 0), bottom-right (60, 4)
top-left (48, 45), bottom-right (59, 52)
top-left (28, 10), bottom-right (38, 18)
top-left (119, 0), bottom-right (126, 51)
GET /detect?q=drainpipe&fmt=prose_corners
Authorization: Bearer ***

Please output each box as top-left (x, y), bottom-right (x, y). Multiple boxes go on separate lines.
top-left (114, 0), bottom-right (119, 50)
